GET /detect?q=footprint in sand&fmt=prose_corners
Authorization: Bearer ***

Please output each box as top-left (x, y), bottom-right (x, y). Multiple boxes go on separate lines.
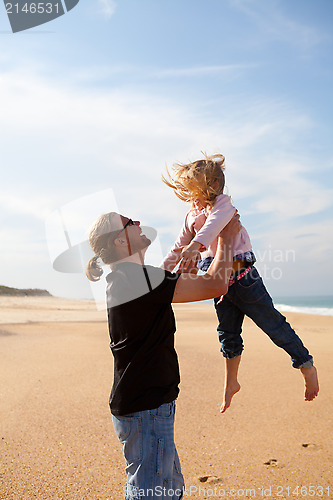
top-left (0, 329), bottom-right (15, 336)
top-left (302, 443), bottom-right (320, 450)
top-left (264, 458), bottom-right (278, 466)
top-left (198, 475), bottom-right (222, 484)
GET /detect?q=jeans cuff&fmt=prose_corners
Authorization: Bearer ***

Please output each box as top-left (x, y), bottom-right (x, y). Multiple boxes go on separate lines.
top-left (298, 359), bottom-right (313, 369)
top-left (220, 349), bottom-right (243, 358)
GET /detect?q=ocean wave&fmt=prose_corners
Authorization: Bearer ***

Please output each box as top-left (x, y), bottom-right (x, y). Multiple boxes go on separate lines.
top-left (275, 304), bottom-right (333, 317)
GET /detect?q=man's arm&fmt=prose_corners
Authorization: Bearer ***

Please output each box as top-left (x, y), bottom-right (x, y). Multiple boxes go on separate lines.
top-left (172, 212), bottom-right (239, 303)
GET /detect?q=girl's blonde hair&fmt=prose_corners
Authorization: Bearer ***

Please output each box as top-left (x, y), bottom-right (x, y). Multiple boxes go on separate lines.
top-left (86, 212), bottom-right (122, 282)
top-left (162, 153), bottom-right (225, 208)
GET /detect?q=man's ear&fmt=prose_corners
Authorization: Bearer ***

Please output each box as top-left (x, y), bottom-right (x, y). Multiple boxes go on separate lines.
top-left (111, 236), bottom-right (127, 249)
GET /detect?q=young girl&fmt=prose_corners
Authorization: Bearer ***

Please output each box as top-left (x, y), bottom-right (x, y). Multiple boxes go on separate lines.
top-left (161, 153), bottom-right (319, 413)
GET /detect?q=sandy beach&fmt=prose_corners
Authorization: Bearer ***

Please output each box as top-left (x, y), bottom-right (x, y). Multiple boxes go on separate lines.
top-left (0, 297), bottom-right (332, 500)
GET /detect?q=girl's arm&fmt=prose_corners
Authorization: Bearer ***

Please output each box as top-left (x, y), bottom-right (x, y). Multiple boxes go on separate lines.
top-left (173, 213), bottom-right (240, 302)
top-left (179, 196), bottom-right (237, 270)
top-left (194, 195), bottom-right (236, 249)
top-left (160, 212), bottom-right (195, 272)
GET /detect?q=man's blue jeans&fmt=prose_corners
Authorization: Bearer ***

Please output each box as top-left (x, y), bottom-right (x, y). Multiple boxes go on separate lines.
top-left (214, 266), bottom-right (313, 368)
top-left (112, 402), bottom-right (184, 499)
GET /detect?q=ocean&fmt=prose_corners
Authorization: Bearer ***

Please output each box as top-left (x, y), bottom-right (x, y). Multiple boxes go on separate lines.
top-left (273, 295), bottom-right (333, 317)
top-left (199, 296), bottom-right (333, 316)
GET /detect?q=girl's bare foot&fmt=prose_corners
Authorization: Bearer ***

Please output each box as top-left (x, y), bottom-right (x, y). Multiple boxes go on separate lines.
top-left (300, 366), bottom-right (319, 401)
top-left (220, 382), bottom-right (241, 413)
top-left (221, 355), bottom-right (242, 413)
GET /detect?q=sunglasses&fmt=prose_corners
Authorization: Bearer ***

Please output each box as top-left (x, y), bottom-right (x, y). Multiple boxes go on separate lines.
top-left (113, 218), bottom-right (136, 240)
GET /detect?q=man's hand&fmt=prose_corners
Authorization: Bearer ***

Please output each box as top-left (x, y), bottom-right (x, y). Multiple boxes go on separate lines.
top-left (211, 211), bottom-right (241, 272)
top-left (219, 211), bottom-right (241, 242)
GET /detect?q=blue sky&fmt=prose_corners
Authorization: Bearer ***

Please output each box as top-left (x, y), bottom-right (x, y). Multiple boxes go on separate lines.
top-left (0, 0), bottom-right (332, 299)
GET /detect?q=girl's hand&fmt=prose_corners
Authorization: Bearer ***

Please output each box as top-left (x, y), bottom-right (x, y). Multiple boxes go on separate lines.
top-left (179, 241), bottom-right (203, 272)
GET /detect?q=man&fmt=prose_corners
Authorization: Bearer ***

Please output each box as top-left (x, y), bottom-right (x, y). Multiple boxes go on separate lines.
top-left (86, 211), bottom-right (240, 499)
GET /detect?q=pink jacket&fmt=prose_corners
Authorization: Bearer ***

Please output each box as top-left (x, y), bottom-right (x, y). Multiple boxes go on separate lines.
top-left (161, 194), bottom-right (252, 272)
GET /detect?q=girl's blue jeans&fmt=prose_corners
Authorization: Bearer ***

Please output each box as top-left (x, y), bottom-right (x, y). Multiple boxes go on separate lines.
top-left (112, 402), bottom-right (184, 499)
top-left (213, 266), bottom-right (313, 368)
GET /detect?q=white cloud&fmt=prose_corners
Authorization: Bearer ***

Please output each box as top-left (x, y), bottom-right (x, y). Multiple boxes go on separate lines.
top-left (246, 215), bottom-right (333, 296)
top-left (0, 66), bottom-right (329, 226)
top-left (0, 64), bottom-right (332, 295)
top-left (229, 0), bottom-right (329, 50)
top-left (0, 68), bottom-right (326, 200)
top-left (63, 63), bottom-right (259, 86)
top-left (237, 158), bottom-right (333, 218)
top-left (255, 218), bottom-right (333, 273)
top-left (97, 0), bottom-right (116, 19)
top-left (255, 184), bottom-right (333, 218)
top-left (153, 64), bottom-right (258, 79)
top-left (0, 193), bottom-right (53, 220)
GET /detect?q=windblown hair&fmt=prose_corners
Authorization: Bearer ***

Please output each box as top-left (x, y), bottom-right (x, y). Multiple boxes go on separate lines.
top-left (162, 153), bottom-right (225, 208)
top-left (86, 212), bottom-right (121, 282)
